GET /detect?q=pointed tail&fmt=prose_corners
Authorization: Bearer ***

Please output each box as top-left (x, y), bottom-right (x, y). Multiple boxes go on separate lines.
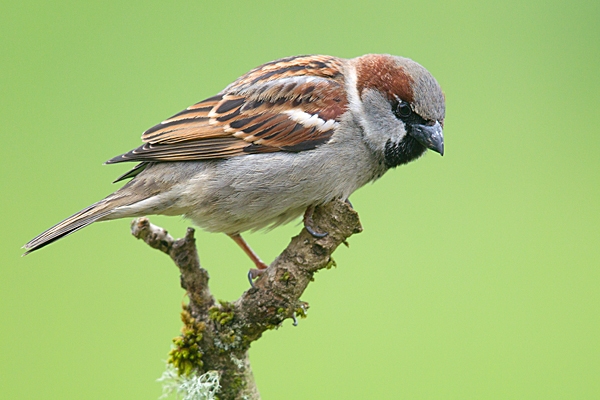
top-left (23, 194), bottom-right (138, 255)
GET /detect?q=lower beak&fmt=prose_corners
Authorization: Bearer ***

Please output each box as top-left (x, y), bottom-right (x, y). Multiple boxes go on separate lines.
top-left (410, 121), bottom-right (444, 156)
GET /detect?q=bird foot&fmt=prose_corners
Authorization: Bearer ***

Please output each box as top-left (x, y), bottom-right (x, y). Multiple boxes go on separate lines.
top-left (303, 206), bottom-right (328, 238)
top-left (247, 268), bottom-right (266, 287)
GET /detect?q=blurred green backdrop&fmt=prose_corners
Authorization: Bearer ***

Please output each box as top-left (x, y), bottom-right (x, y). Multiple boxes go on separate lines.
top-left (1, 0), bottom-right (598, 398)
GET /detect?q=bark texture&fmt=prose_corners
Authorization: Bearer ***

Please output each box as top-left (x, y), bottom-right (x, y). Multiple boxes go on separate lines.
top-left (131, 199), bottom-right (362, 400)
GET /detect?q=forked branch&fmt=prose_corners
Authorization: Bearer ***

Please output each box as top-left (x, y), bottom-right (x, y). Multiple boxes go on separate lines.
top-left (131, 199), bottom-right (362, 400)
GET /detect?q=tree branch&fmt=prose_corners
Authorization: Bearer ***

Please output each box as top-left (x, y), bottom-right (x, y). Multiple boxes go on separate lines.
top-left (131, 199), bottom-right (362, 400)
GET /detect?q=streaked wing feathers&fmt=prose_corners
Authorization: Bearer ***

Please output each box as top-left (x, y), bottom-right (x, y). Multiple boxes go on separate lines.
top-left (106, 55), bottom-right (348, 164)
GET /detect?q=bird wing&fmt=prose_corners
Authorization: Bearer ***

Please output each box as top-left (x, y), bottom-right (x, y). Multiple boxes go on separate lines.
top-left (106, 55), bottom-right (348, 164)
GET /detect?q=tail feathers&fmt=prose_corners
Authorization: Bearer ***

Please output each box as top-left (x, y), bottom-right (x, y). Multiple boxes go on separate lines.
top-left (23, 198), bottom-right (120, 255)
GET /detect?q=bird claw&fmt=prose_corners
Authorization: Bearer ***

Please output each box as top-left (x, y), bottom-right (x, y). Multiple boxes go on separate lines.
top-left (292, 313), bottom-right (298, 326)
top-left (247, 268), bottom-right (265, 288)
top-left (303, 206), bottom-right (328, 238)
top-left (305, 224), bottom-right (328, 238)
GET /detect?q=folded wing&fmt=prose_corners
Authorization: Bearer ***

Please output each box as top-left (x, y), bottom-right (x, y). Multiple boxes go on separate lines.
top-left (106, 55), bottom-right (349, 164)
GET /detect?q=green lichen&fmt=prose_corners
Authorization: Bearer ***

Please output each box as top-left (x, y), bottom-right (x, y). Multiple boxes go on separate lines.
top-left (280, 270), bottom-right (291, 282)
top-left (218, 374), bottom-right (246, 400)
top-left (209, 300), bottom-right (235, 325)
top-left (213, 326), bottom-right (242, 354)
top-left (325, 257), bottom-right (337, 269)
top-left (168, 305), bottom-right (206, 376)
top-left (295, 301), bottom-right (309, 319)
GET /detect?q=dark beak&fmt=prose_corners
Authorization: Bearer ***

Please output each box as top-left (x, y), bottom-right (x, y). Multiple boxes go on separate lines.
top-left (410, 121), bottom-right (444, 156)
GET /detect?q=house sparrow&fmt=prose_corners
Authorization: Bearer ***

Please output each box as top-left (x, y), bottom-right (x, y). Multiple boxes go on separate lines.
top-left (24, 54), bottom-right (445, 278)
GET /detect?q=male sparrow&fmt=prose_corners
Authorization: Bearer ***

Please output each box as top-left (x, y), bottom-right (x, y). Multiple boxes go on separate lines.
top-left (24, 54), bottom-right (445, 278)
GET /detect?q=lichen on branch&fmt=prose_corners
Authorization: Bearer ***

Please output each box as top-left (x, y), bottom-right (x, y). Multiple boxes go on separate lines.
top-left (131, 199), bottom-right (362, 400)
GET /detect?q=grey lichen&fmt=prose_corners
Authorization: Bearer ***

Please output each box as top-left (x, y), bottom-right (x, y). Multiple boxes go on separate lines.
top-left (158, 364), bottom-right (220, 400)
top-left (134, 200), bottom-right (362, 399)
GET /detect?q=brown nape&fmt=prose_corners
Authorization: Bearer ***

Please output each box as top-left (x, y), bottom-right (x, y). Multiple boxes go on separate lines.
top-left (355, 54), bottom-right (414, 103)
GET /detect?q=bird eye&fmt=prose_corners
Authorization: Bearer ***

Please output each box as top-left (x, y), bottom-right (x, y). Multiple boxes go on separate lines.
top-left (394, 101), bottom-right (412, 119)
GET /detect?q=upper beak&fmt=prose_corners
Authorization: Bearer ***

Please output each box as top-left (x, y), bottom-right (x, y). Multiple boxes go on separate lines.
top-left (409, 121), bottom-right (444, 156)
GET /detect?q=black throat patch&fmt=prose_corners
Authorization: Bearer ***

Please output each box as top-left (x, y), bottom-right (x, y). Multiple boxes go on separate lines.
top-left (383, 135), bottom-right (427, 168)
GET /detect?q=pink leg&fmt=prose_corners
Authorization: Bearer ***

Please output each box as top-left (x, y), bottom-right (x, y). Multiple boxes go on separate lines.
top-left (228, 233), bottom-right (268, 280)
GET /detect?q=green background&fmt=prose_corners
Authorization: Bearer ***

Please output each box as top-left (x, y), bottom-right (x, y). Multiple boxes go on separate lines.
top-left (1, 0), bottom-right (598, 398)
